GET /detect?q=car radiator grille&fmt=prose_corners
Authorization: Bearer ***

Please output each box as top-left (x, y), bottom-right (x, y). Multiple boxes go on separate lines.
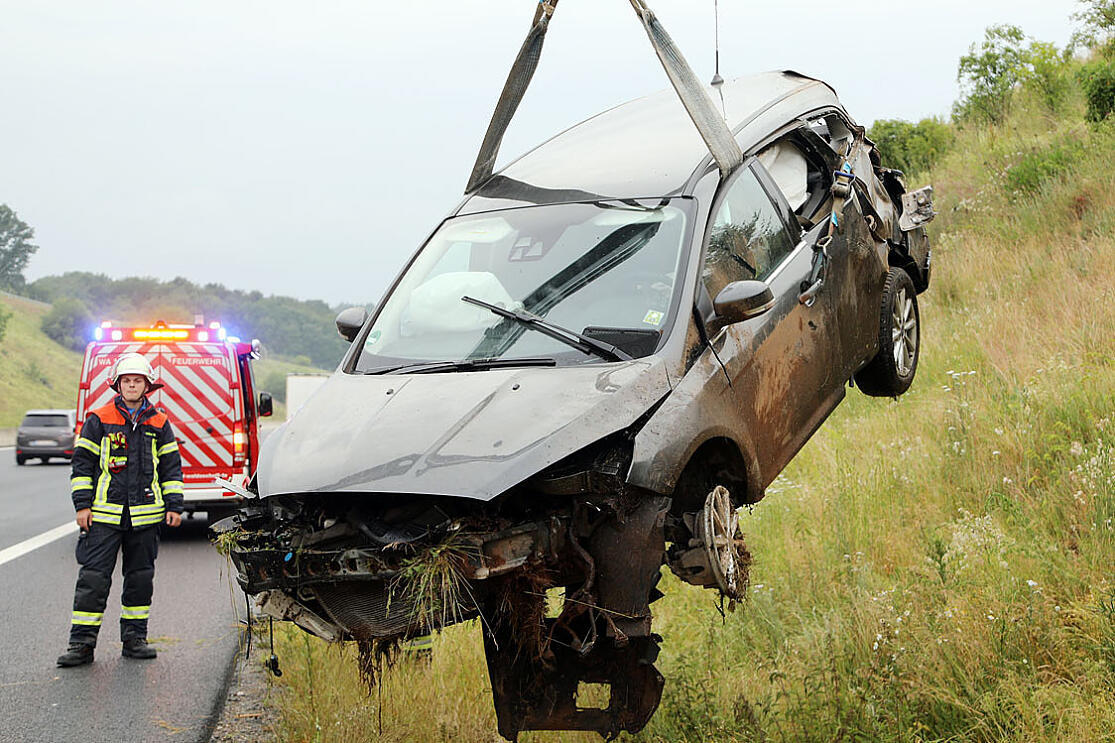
top-left (311, 581), bottom-right (479, 640)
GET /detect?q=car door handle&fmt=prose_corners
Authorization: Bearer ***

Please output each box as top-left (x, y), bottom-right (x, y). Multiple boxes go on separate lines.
top-left (798, 236), bottom-right (830, 306)
top-left (798, 277), bottom-right (824, 305)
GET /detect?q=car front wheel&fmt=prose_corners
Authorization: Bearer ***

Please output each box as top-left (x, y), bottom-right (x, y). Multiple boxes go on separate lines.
top-left (855, 267), bottom-right (920, 397)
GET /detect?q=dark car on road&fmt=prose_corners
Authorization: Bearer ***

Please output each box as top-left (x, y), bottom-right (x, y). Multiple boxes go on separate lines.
top-left (16, 409), bottom-right (77, 465)
top-left (218, 70), bottom-right (934, 739)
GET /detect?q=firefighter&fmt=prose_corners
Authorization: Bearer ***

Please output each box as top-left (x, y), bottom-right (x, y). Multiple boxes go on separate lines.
top-left (56, 353), bottom-right (184, 667)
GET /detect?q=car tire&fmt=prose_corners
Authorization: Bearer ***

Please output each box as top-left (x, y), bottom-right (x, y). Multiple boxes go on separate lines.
top-left (855, 267), bottom-right (920, 397)
top-left (16, 455), bottom-right (26, 466)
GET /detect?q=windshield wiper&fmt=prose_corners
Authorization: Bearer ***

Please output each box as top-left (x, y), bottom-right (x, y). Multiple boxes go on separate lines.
top-left (461, 295), bottom-right (633, 363)
top-left (364, 357), bottom-right (558, 375)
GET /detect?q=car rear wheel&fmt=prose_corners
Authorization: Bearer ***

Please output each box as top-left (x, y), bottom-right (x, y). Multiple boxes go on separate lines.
top-left (15, 455), bottom-right (26, 466)
top-left (855, 267), bottom-right (920, 397)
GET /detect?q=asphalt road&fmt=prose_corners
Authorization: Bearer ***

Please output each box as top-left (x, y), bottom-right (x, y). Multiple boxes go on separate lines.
top-left (0, 449), bottom-right (244, 743)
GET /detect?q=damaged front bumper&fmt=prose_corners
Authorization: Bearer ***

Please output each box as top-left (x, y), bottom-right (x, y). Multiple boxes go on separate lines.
top-left (220, 506), bottom-right (570, 643)
top-left (214, 486), bottom-right (676, 740)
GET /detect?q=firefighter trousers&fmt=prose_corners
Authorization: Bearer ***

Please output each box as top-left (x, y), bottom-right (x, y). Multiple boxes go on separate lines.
top-left (69, 520), bottom-right (159, 646)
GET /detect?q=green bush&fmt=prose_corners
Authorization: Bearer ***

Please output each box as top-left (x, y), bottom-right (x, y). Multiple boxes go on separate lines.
top-left (41, 297), bottom-right (94, 351)
top-left (1005, 135), bottom-right (1088, 196)
top-left (1079, 59), bottom-right (1115, 122)
top-left (869, 118), bottom-right (954, 176)
top-left (0, 304), bottom-right (10, 343)
top-left (955, 25), bottom-right (1073, 123)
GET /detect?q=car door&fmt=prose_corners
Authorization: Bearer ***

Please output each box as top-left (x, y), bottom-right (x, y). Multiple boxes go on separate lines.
top-left (805, 112), bottom-right (891, 377)
top-left (700, 161), bottom-right (846, 488)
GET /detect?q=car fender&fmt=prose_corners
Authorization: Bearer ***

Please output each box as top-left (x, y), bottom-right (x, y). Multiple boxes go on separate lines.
top-left (628, 348), bottom-right (763, 503)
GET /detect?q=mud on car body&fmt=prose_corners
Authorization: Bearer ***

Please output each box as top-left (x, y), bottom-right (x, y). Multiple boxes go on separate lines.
top-left (216, 70), bottom-right (934, 740)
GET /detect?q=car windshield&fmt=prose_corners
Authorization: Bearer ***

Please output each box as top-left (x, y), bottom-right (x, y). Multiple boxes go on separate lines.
top-left (22, 414), bottom-right (69, 427)
top-left (354, 199), bottom-right (691, 372)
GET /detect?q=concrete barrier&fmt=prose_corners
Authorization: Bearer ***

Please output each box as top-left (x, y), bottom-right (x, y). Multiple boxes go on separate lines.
top-left (0, 429), bottom-right (14, 447)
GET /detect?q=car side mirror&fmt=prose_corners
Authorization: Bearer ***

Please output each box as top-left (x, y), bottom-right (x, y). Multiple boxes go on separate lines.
top-left (335, 307), bottom-right (368, 342)
top-left (710, 280), bottom-right (775, 331)
top-left (258, 392), bottom-right (273, 418)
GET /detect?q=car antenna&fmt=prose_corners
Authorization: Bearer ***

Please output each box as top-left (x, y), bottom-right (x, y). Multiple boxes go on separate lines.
top-left (710, 0), bottom-right (727, 118)
top-left (710, 0), bottom-right (723, 87)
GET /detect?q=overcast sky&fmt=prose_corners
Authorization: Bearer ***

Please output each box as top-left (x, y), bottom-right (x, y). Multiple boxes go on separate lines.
top-left (1, 0), bottom-right (1080, 308)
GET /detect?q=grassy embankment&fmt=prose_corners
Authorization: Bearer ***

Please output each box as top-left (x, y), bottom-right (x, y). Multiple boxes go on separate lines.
top-left (261, 92), bottom-right (1115, 742)
top-left (0, 294), bottom-right (82, 427)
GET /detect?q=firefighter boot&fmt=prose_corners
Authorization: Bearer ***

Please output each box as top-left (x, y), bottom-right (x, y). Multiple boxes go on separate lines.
top-left (122, 639), bottom-right (157, 659)
top-left (57, 643), bottom-right (95, 667)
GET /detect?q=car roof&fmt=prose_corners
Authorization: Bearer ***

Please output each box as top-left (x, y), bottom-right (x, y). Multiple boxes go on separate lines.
top-left (23, 409), bottom-right (75, 416)
top-left (457, 70), bottom-right (844, 215)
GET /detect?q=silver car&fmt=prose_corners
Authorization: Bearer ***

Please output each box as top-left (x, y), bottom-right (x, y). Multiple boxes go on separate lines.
top-left (16, 409), bottom-right (77, 465)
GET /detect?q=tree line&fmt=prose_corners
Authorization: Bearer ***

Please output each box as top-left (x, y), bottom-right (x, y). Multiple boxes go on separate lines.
top-left (29, 272), bottom-right (357, 368)
top-left (869, 2), bottom-right (1115, 178)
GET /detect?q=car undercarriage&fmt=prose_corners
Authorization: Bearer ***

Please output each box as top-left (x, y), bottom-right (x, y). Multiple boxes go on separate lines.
top-left (215, 437), bottom-right (750, 740)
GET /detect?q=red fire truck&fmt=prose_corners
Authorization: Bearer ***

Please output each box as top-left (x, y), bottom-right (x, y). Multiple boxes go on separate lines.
top-left (75, 320), bottom-right (272, 520)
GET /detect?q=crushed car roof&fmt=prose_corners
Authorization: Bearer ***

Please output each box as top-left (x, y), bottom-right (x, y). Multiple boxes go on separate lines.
top-left (458, 70), bottom-right (841, 214)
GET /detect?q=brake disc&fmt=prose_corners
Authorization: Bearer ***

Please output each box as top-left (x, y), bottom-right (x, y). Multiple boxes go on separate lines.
top-left (697, 486), bottom-right (749, 600)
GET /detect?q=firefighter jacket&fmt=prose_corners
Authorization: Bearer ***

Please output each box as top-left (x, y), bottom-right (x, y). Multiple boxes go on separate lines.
top-left (71, 395), bottom-right (184, 528)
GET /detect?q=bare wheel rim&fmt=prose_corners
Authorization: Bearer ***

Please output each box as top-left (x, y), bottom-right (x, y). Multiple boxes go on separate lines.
top-left (891, 286), bottom-right (917, 376)
top-left (701, 485), bottom-right (746, 600)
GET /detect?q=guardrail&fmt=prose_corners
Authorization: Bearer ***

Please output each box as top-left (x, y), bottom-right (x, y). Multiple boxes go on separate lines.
top-left (0, 289), bottom-right (51, 310)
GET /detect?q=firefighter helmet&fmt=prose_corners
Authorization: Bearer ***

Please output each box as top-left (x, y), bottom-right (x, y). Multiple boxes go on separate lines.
top-left (110, 353), bottom-right (164, 392)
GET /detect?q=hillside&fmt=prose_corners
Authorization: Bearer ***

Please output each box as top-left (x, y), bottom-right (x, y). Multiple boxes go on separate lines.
top-left (257, 53), bottom-right (1115, 743)
top-left (0, 293), bottom-right (83, 426)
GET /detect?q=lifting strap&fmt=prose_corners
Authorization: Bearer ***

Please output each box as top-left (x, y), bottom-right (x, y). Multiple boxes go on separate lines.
top-left (465, 0), bottom-right (744, 194)
top-left (466, 1), bottom-right (560, 194)
top-left (626, 0), bottom-right (743, 176)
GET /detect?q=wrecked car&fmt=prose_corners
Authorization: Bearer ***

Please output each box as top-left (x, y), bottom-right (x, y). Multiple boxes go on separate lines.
top-left (215, 61), bottom-right (935, 741)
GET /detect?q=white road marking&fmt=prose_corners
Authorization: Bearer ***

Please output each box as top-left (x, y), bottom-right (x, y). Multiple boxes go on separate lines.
top-left (0, 522), bottom-right (77, 567)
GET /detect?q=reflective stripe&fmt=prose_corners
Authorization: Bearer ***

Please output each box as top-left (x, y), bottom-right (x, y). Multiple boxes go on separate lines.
top-left (71, 476), bottom-right (93, 493)
top-left (75, 438), bottom-right (101, 455)
top-left (120, 605), bottom-right (151, 620)
top-left (71, 610), bottom-right (104, 626)
top-left (94, 438), bottom-right (112, 507)
top-left (91, 512), bottom-right (122, 525)
top-left (156, 441), bottom-right (179, 457)
top-left (91, 502), bottom-right (124, 514)
top-left (130, 504), bottom-right (165, 515)
top-left (131, 513), bottom-right (165, 527)
top-left (150, 440), bottom-right (165, 507)
top-left (161, 481), bottom-right (183, 494)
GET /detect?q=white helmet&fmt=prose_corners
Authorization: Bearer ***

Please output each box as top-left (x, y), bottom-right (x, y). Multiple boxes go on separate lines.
top-left (110, 353), bottom-right (163, 392)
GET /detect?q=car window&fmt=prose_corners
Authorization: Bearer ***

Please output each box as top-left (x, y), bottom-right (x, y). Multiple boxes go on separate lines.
top-left (702, 166), bottom-right (796, 299)
top-left (22, 414), bottom-right (69, 427)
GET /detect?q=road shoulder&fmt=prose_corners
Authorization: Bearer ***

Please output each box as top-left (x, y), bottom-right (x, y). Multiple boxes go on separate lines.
top-left (209, 652), bottom-right (280, 742)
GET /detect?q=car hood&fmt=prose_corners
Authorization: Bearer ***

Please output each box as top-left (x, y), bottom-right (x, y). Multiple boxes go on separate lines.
top-left (256, 359), bottom-right (672, 501)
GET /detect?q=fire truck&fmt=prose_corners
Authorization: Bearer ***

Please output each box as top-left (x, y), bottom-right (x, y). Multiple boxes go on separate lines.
top-left (75, 320), bottom-right (272, 520)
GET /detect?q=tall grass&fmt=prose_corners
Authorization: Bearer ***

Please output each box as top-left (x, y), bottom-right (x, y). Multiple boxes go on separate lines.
top-left (263, 96), bottom-right (1115, 742)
